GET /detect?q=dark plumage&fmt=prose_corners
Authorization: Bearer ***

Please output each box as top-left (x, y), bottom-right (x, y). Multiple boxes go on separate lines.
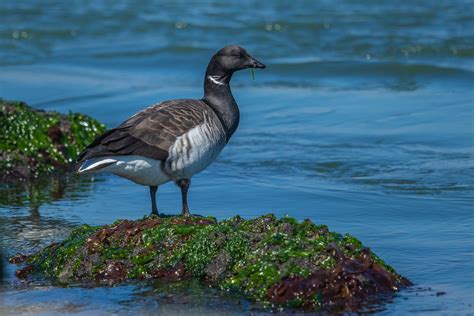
top-left (77, 45), bottom-right (265, 216)
top-left (77, 99), bottom-right (216, 162)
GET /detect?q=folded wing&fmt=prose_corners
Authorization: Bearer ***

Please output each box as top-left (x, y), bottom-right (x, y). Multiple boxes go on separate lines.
top-left (77, 99), bottom-right (209, 163)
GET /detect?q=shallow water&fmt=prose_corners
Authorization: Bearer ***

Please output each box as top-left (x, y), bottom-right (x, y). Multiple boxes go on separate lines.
top-left (0, 1), bottom-right (473, 314)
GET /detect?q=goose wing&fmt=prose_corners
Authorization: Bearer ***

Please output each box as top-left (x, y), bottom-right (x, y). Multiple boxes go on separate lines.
top-left (77, 99), bottom-right (210, 163)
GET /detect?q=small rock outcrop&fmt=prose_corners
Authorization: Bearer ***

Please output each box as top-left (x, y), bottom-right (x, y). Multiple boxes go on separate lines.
top-left (10, 214), bottom-right (411, 312)
top-left (0, 99), bottom-right (105, 182)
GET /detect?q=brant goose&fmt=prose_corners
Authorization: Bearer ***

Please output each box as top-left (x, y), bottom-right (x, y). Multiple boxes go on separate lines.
top-left (77, 45), bottom-right (265, 216)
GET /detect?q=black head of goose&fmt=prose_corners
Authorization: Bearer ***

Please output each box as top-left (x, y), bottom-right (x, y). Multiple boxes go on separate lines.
top-left (77, 45), bottom-right (265, 216)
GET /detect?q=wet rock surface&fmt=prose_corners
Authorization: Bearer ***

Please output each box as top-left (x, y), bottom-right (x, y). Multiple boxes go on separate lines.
top-left (8, 253), bottom-right (28, 264)
top-left (10, 214), bottom-right (410, 312)
top-left (0, 99), bottom-right (105, 182)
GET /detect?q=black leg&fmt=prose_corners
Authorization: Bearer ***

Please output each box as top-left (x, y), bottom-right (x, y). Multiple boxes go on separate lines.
top-left (176, 179), bottom-right (191, 216)
top-left (150, 186), bottom-right (158, 215)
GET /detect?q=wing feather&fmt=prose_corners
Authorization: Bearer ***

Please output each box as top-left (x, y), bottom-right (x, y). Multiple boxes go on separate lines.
top-left (77, 99), bottom-right (212, 163)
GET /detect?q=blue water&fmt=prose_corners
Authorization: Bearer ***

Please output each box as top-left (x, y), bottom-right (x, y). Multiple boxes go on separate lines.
top-left (1, 1), bottom-right (473, 314)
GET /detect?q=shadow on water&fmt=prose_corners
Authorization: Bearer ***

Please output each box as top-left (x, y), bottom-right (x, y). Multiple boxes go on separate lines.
top-left (0, 174), bottom-right (105, 252)
top-left (125, 279), bottom-right (255, 314)
top-left (0, 175), bottom-right (103, 292)
top-left (0, 174), bottom-right (104, 217)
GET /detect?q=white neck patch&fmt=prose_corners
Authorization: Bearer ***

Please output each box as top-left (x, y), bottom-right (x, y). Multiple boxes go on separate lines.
top-left (208, 75), bottom-right (226, 86)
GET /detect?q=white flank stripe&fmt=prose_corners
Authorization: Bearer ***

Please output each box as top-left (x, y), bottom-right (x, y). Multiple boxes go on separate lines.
top-left (166, 123), bottom-right (225, 179)
top-left (78, 158), bottom-right (117, 173)
top-left (79, 155), bottom-right (170, 186)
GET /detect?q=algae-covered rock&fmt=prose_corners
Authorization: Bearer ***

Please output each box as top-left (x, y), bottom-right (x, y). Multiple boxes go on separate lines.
top-left (11, 214), bottom-right (410, 312)
top-left (0, 99), bottom-right (105, 181)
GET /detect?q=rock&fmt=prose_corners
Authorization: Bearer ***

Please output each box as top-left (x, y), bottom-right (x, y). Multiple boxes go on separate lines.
top-left (0, 99), bottom-right (105, 182)
top-left (10, 214), bottom-right (411, 312)
top-left (15, 265), bottom-right (33, 279)
top-left (8, 253), bottom-right (28, 264)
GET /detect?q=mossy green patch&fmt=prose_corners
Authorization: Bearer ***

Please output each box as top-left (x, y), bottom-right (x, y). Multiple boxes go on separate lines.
top-left (0, 99), bottom-right (105, 180)
top-left (28, 224), bottom-right (99, 277)
top-left (17, 214), bottom-right (410, 312)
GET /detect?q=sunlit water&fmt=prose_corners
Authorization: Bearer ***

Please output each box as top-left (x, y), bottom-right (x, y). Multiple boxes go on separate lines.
top-left (0, 1), bottom-right (473, 314)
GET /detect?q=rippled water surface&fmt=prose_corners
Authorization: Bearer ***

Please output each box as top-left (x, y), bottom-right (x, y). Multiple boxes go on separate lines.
top-left (1, 1), bottom-right (473, 315)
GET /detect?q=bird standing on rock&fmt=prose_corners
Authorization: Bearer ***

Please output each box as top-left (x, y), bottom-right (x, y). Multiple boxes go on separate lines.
top-left (77, 45), bottom-right (265, 216)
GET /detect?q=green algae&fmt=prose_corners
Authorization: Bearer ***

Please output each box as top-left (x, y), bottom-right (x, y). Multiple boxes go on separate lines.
top-left (28, 224), bottom-right (99, 277)
top-left (0, 99), bottom-right (105, 180)
top-left (17, 214), bottom-right (410, 312)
